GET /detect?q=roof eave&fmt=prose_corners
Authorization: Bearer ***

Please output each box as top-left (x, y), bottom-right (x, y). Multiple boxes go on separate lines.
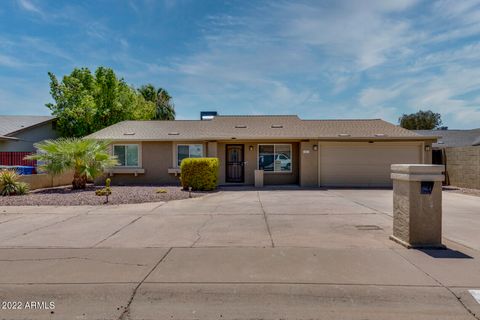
top-left (88, 136), bottom-right (437, 142)
top-left (0, 135), bottom-right (19, 141)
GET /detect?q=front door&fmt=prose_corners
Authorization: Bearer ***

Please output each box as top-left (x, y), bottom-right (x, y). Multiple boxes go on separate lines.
top-left (226, 144), bottom-right (244, 183)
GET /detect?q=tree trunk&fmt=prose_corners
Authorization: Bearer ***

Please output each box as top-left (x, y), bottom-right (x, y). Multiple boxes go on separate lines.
top-left (72, 172), bottom-right (87, 189)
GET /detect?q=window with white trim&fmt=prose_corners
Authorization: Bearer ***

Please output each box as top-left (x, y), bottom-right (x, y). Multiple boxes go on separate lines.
top-left (258, 144), bottom-right (292, 172)
top-left (177, 144), bottom-right (203, 166)
top-left (113, 144), bottom-right (139, 167)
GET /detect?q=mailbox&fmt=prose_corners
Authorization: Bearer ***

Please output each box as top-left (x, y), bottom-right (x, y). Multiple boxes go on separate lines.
top-left (390, 164), bottom-right (445, 249)
top-left (420, 181), bottom-right (434, 194)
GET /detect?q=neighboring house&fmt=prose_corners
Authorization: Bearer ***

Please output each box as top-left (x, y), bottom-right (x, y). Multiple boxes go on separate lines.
top-left (0, 115), bottom-right (59, 166)
top-left (87, 114), bottom-right (436, 187)
top-left (415, 129), bottom-right (480, 189)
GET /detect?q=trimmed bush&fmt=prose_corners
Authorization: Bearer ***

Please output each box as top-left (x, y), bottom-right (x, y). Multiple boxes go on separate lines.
top-left (180, 158), bottom-right (219, 191)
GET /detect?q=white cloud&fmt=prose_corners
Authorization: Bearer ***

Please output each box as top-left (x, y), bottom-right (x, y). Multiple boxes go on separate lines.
top-left (278, 1), bottom-right (419, 70)
top-left (0, 53), bottom-right (25, 68)
top-left (17, 0), bottom-right (44, 16)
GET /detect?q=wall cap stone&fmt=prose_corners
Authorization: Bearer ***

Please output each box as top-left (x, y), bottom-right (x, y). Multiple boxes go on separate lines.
top-left (391, 164), bottom-right (445, 174)
top-left (391, 173), bottom-right (445, 182)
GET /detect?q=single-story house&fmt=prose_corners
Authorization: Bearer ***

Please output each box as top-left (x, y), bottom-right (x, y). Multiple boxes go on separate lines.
top-left (0, 115), bottom-right (59, 166)
top-left (415, 129), bottom-right (480, 189)
top-left (87, 114), bottom-right (436, 187)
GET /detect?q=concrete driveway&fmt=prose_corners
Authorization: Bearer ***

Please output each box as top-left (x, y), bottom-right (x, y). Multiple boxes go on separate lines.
top-left (0, 189), bottom-right (479, 319)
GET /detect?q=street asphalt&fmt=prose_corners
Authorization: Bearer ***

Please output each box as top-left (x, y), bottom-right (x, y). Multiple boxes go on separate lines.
top-left (0, 189), bottom-right (479, 319)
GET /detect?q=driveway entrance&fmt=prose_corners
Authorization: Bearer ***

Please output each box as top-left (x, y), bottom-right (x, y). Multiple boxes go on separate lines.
top-left (1, 189), bottom-right (480, 319)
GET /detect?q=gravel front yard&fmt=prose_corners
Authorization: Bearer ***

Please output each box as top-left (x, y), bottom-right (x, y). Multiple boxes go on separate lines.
top-left (0, 185), bottom-right (210, 206)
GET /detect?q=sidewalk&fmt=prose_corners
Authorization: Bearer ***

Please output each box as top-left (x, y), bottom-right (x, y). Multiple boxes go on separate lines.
top-left (0, 189), bottom-right (479, 319)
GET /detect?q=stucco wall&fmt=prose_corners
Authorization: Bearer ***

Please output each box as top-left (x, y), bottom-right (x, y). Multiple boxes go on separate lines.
top-left (105, 141), bottom-right (180, 185)
top-left (18, 171), bottom-right (73, 190)
top-left (0, 121), bottom-right (59, 152)
top-left (445, 146), bottom-right (480, 189)
top-left (299, 141), bottom-right (319, 187)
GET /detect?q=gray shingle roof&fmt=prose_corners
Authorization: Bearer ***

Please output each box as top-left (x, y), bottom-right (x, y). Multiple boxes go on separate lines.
top-left (86, 115), bottom-right (431, 141)
top-left (0, 115), bottom-right (55, 136)
top-left (473, 136), bottom-right (480, 146)
top-left (415, 129), bottom-right (480, 147)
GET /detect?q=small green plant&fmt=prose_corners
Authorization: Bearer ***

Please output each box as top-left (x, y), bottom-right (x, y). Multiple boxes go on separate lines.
top-left (0, 170), bottom-right (29, 196)
top-left (180, 158), bottom-right (219, 191)
top-left (95, 178), bottom-right (112, 203)
top-left (156, 188), bottom-right (167, 193)
top-left (15, 182), bottom-right (30, 195)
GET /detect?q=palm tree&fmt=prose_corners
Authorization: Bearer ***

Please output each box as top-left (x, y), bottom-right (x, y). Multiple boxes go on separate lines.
top-left (138, 84), bottom-right (158, 103)
top-left (138, 85), bottom-right (176, 120)
top-left (155, 88), bottom-right (176, 120)
top-left (26, 138), bottom-right (118, 189)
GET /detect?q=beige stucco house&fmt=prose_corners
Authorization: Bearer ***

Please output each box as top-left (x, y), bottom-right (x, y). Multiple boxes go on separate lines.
top-left (87, 115), bottom-right (437, 187)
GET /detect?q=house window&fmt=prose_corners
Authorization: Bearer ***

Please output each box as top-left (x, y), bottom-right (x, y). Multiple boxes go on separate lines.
top-left (113, 144), bottom-right (139, 167)
top-left (258, 144), bottom-right (292, 172)
top-left (177, 144), bottom-right (203, 166)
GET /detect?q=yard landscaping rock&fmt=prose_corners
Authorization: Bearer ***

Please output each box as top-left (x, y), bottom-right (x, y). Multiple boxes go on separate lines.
top-left (0, 185), bottom-right (208, 206)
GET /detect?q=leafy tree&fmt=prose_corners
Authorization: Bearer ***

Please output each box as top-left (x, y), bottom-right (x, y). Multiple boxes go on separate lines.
top-left (398, 110), bottom-right (443, 130)
top-left (26, 139), bottom-right (118, 189)
top-left (138, 84), bottom-right (176, 120)
top-left (47, 67), bottom-right (156, 137)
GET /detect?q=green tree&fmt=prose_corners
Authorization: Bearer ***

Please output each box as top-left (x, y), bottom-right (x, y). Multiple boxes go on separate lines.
top-left (26, 139), bottom-right (118, 189)
top-left (138, 84), bottom-right (176, 120)
top-left (137, 84), bottom-right (158, 103)
top-left (399, 110), bottom-right (443, 130)
top-left (47, 67), bottom-right (156, 137)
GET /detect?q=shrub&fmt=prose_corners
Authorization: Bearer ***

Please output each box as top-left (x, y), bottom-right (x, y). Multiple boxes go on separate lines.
top-left (15, 182), bottom-right (30, 195)
top-left (95, 178), bottom-right (112, 203)
top-left (180, 158), bottom-right (219, 191)
top-left (0, 170), bottom-right (30, 196)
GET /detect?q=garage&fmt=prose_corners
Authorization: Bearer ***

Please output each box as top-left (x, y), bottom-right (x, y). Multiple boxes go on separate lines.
top-left (319, 142), bottom-right (422, 187)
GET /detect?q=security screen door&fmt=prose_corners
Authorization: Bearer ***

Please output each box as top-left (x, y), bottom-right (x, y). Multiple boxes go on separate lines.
top-left (226, 144), bottom-right (244, 183)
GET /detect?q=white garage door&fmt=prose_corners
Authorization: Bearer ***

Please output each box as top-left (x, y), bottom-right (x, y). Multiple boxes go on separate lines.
top-left (320, 143), bottom-right (422, 187)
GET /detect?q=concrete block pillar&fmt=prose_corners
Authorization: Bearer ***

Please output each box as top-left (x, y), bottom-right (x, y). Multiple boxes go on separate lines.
top-left (254, 170), bottom-right (264, 188)
top-left (390, 164), bottom-right (445, 249)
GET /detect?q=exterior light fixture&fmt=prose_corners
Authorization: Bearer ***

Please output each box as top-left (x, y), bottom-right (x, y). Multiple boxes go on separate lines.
top-left (249, 145), bottom-right (254, 151)
top-left (425, 145), bottom-right (431, 152)
top-left (313, 145), bottom-right (318, 151)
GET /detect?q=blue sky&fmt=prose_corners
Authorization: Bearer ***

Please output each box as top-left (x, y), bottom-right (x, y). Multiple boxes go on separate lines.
top-left (1, 0), bottom-right (480, 128)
